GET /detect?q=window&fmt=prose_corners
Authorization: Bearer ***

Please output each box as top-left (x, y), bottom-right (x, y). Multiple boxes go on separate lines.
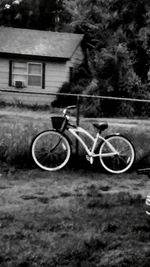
top-left (28, 63), bottom-right (42, 87)
top-left (11, 61), bottom-right (44, 88)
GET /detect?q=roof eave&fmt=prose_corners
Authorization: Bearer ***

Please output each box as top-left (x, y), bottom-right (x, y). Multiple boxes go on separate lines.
top-left (0, 52), bottom-right (69, 62)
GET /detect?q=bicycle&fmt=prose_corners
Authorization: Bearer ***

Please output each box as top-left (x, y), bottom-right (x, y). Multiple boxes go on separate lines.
top-left (31, 105), bottom-right (135, 174)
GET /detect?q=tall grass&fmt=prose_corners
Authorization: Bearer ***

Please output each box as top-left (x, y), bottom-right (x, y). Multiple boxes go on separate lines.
top-left (0, 123), bottom-right (35, 167)
top-left (0, 97), bottom-right (60, 113)
top-left (0, 116), bottom-right (51, 168)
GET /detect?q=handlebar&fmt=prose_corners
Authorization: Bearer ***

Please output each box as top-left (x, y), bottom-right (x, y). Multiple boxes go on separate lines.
top-left (63, 105), bottom-right (76, 116)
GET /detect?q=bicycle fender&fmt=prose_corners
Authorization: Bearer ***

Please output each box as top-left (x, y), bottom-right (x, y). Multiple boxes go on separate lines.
top-left (105, 133), bottom-right (121, 138)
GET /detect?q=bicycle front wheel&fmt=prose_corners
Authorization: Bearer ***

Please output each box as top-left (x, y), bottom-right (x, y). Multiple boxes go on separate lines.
top-left (31, 130), bottom-right (71, 171)
top-left (99, 135), bottom-right (135, 174)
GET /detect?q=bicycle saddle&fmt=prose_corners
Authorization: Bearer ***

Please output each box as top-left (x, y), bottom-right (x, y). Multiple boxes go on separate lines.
top-left (93, 122), bottom-right (108, 132)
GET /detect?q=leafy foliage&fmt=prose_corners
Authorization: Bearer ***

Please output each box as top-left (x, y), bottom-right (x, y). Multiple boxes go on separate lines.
top-left (1, 0), bottom-right (150, 116)
top-left (0, 0), bottom-right (65, 30)
top-left (62, 0), bottom-right (150, 117)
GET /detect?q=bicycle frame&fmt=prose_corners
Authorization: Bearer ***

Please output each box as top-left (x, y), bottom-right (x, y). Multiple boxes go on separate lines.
top-left (68, 126), bottom-right (118, 160)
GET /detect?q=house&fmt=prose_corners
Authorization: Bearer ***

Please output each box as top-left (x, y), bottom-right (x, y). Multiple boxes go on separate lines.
top-left (0, 27), bottom-right (84, 104)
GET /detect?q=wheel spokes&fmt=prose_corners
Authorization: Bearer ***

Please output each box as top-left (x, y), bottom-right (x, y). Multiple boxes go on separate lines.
top-left (32, 131), bottom-right (71, 171)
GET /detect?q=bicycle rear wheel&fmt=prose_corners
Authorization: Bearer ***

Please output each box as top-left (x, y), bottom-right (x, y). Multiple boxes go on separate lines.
top-left (99, 135), bottom-right (135, 174)
top-left (31, 130), bottom-right (71, 171)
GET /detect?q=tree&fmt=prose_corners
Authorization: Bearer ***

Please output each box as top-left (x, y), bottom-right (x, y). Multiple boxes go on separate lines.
top-left (59, 0), bottom-right (150, 117)
top-left (63, 0), bottom-right (150, 87)
top-left (0, 0), bottom-right (65, 30)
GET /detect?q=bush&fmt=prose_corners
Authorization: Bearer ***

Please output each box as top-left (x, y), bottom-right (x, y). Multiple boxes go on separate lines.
top-left (52, 82), bottom-right (85, 107)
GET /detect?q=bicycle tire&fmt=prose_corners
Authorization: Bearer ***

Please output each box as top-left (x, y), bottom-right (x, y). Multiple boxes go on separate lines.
top-left (99, 135), bottom-right (135, 174)
top-left (31, 130), bottom-right (71, 171)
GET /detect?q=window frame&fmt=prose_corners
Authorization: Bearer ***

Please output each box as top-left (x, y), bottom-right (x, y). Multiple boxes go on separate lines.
top-left (27, 62), bottom-right (42, 88)
top-left (11, 61), bottom-right (44, 89)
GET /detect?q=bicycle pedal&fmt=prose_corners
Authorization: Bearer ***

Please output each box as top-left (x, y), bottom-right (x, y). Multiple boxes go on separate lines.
top-left (90, 158), bottom-right (94, 164)
top-left (86, 155), bottom-right (90, 161)
top-left (86, 155), bottom-right (93, 164)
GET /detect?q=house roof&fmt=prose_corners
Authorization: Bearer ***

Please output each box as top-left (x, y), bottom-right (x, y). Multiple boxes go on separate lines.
top-left (0, 27), bottom-right (83, 60)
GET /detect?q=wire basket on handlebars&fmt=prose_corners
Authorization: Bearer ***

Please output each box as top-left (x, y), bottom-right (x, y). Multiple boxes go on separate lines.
top-left (51, 116), bottom-right (67, 132)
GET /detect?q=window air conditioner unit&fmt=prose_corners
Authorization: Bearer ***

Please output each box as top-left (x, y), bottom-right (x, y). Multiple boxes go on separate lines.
top-left (14, 80), bottom-right (25, 88)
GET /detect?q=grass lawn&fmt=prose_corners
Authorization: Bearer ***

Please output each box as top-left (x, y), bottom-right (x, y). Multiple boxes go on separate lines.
top-left (0, 107), bottom-right (149, 266)
top-left (0, 168), bottom-right (150, 267)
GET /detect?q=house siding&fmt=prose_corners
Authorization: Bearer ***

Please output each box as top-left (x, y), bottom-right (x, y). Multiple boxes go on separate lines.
top-left (45, 62), bottom-right (69, 93)
top-left (69, 46), bottom-right (84, 67)
top-left (0, 43), bottom-right (83, 104)
top-left (0, 57), bottom-right (70, 92)
top-left (0, 57), bottom-right (70, 104)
